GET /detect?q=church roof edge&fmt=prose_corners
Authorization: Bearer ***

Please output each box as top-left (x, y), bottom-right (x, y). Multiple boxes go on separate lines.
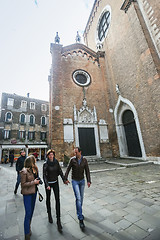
top-left (83, 0), bottom-right (98, 35)
top-left (61, 43), bottom-right (98, 58)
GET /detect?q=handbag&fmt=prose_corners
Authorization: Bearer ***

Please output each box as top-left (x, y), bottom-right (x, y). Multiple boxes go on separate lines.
top-left (37, 188), bottom-right (43, 202)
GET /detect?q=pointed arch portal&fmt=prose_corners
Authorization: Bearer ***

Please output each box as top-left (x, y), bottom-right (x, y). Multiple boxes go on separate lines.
top-left (114, 96), bottom-right (146, 159)
top-left (122, 110), bottom-right (142, 157)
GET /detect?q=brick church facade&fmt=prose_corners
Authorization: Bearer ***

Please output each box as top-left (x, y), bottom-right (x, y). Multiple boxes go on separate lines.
top-left (49, 0), bottom-right (160, 161)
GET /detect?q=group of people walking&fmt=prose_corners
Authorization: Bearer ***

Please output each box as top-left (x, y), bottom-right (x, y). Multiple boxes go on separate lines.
top-left (14, 147), bottom-right (91, 240)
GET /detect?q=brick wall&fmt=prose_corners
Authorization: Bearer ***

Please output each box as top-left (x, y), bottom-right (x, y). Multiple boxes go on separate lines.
top-left (84, 0), bottom-right (160, 157)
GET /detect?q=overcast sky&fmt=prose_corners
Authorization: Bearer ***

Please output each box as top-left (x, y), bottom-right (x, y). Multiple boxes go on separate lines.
top-left (0, 0), bottom-right (94, 102)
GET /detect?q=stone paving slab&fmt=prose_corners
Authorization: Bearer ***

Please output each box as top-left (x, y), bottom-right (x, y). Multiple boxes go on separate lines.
top-left (0, 161), bottom-right (160, 240)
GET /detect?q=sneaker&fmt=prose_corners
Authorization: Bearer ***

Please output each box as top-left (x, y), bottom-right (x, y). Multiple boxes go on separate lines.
top-left (79, 220), bottom-right (85, 230)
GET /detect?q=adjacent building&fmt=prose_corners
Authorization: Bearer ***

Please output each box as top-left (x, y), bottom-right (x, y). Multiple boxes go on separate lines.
top-left (0, 93), bottom-right (49, 161)
top-left (48, 0), bottom-right (160, 161)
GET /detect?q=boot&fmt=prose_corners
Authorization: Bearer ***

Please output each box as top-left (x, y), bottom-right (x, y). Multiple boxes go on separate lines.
top-left (25, 233), bottom-right (30, 240)
top-left (48, 212), bottom-right (53, 223)
top-left (57, 218), bottom-right (62, 233)
top-left (79, 219), bottom-right (85, 230)
top-left (14, 186), bottom-right (18, 194)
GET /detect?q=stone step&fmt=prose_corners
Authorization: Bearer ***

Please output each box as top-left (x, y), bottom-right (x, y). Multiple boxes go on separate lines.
top-left (85, 156), bottom-right (106, 164)
top-left (105, 159), bottom-right (154, 167)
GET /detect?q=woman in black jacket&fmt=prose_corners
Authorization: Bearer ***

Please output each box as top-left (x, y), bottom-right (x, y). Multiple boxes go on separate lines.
top-left (43, 149), bottom-right (66, 232)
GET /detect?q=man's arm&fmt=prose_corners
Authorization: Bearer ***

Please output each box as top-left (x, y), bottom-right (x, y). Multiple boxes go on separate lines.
top-left (84, 159), bottom-right (91, 187)
top-left (16, 158), bottom-right (20, 172)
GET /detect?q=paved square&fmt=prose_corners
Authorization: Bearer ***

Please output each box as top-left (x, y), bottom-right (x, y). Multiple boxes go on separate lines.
top-left (0, 161), bottom-right (160, 240)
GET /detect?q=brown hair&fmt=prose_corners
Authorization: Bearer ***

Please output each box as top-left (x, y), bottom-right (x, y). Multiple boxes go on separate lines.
top-left (75, 147), bottom-right (82, 153)
top-left (20, 149), bottom-right (25, 154)
top-left (47, 149), bottom-right (55, 157)
top-left (24, 155), bottom-right (38, 174)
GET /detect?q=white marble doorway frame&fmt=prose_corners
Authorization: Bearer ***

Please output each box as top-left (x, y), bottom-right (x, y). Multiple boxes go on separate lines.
top-left (74, 123), bottom-right (101, 158)
top-left (74, 103), bottom-right (101, 158)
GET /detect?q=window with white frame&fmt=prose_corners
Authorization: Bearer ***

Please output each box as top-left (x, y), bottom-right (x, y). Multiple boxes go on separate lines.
top-left (7, 98), bottom-right (14, 106)
top-left (72, 70), bottom-right (91, 87)
top-left (96, 5), bottom-right (111, 45)
top-left (41, 116), bottom-right (46, 126)
top-left (4, 130), bottom-right (10, 139)
top-left (29, 114), bottom-right (35, 125)
top-left (98, 11), bottom-right (110, 42)
top-left (41, 104), bottom-right (47, 112)
top-left (30, 102), bottom-right (35, 110)
top-left (41, 132), bottom-right (46, 141)
top-left (20, 113), bottom-right (26, 124)
top-left (19, 131), bottom-right (26, 139)
top-left (5, 112), bottom-right (12, 122)
top-left (28, 131), bottom-right (35, 140)
top-left (21, 100), bottom-right (27, 108)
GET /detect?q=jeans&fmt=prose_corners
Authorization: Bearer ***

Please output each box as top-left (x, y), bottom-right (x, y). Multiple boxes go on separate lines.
top-left (23, 193), bottom-right (37, 235)
top-left (72, 179), bottom-right (85, 220)
top-left (45, 181), bottom-right (60, 219)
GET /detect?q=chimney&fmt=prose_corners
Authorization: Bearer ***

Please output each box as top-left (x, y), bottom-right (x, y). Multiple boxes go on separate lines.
top-left (27, 93), bottom-right (30, 98)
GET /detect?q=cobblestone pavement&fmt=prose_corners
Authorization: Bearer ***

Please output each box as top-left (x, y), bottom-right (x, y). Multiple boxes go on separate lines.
top-left (0, 160), bottom-right (160, 240)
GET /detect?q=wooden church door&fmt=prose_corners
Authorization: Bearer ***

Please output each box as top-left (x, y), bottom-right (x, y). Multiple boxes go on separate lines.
top-left (78, 128), bottom-right (96, 156)
top-left (122, 110), bottom-right (142, 157)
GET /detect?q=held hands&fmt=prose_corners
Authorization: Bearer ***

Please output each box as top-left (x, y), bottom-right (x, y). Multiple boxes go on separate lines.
top-left (64, 180), bottom-right (70, 185)
top-left (47, 186), bottom-right (51, 190)
top-left (63, 180), bottom-right (90, 186)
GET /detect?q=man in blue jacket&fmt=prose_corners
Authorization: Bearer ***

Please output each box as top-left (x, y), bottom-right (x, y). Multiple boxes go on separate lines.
top-left (14, 149), bottom-right (26, 194)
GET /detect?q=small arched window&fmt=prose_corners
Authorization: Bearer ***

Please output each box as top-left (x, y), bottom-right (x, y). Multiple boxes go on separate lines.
top-left (5, 112), bottom-right (12, 122)
top-left (41, 116), bottom-right (46, 126)
top-left (29, 115), bottom-right (35, 125)
top-left (20, 113), bottom-right (26, 124)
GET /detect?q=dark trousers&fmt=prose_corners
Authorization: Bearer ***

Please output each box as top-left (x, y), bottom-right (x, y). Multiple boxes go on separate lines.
top-left (10, 160), bottom-right (14, 167)
top-left (45, 181), bottom-right (60, 219)
top-left (15, 172), bottom-right (21, 191)
top-left (23, 193), bottom-right (37, 235)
